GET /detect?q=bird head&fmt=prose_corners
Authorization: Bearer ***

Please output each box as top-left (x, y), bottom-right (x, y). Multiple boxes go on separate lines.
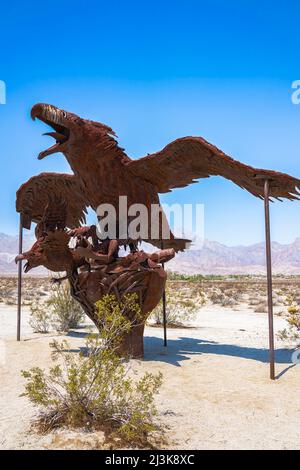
top-left (15, 231), bottom-right (72, 273)
top-left (31, 103), bottom-right (118, 160)
top-left (15, 239), bottom-right (46, 272)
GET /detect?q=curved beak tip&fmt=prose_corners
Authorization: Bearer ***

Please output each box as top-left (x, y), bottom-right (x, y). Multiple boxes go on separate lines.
top-left (15, 254), bottom-right (25, 264)
top-left (30, 103), bottom-right (43, 121)
top-left (30, 107), bottom-right (37, 121)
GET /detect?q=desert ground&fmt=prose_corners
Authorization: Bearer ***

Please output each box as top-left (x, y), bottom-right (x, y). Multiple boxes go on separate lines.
top-left (0, 276), bottom-right (300, 450)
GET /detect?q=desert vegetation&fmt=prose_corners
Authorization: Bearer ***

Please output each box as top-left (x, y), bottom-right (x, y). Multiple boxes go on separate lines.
top-left (1, 274), bottom-right (300, 450)
top-left (2, 275), bottom-right (300, 337)
top-left (0, 276), bottom-right (50, 306)
top-left (150, 286), bottom-right (205, 327)
top-left (29, 281), bottom-right (84, 333)
top-left (148, 276), bottom-right (300, 344)
top-left (277, 293), bottom-right (300, 344)
top-left (167, 276), bottom-right (300, 309)
top-left (21, 294), bottom-right (164, 448)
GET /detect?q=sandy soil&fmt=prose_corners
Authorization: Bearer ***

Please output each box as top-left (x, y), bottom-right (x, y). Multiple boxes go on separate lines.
top-left (0, 302), bottom-right (299, 450)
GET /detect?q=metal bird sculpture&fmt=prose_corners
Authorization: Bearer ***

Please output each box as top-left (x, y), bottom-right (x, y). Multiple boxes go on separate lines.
top-left (16, 103), bottom-right (300, 252)
top-left (15, 103), bottom-right (300, 357)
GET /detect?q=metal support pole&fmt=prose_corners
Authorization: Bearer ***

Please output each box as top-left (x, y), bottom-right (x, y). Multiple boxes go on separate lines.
top-left (162, 284), bottom-right (167, 347)
top-left (264, 179), bottom-right (275, 380)
top-left (17, 218), bottom-right (23, 341)
top-left (161, 241), bottom-right (167, 347)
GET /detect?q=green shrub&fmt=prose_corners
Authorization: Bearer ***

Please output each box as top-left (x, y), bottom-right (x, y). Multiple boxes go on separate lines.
top-left (29, 301), bottom-right (52, 333)
top-left (288, 305), bottom-right (298, 315)
top-left (48, 282), bottom-right (85, 332)
top-left (28, 281), bottom-right (85, 333)
top-left (95, 293), bottom-right (142, 349)
top-left (150, 287), bottom-right (205, 326)
top-left (21, 294), bottom-right (163, 447)
top-left (277, 302), bottom-right (300, 343)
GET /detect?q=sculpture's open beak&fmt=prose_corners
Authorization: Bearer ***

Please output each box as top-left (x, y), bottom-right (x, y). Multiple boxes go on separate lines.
top-left (31, 103), bottom-right (70, 159)
top-left (15, 254), bottom-right (26, 263)
top-left (15, 254), bottom-right (31, 272)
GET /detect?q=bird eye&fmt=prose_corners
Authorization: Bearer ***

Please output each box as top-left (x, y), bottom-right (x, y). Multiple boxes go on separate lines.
top-left (62, 111), bottom-right (67, 118)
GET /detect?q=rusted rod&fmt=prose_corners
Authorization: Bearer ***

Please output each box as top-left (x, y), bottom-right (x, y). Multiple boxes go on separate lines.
top-left (264, 179), bottom-right (275, 380)
top-left (17, 218), bottom-right (23, 341)
top-left (162, 284), bottom-right (167, 347)
top-left (161, 241), bottom-right (167, 347)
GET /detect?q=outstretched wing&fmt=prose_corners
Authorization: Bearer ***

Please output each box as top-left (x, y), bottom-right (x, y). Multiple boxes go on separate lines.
top-left (16, 173), bottom-right (89, 229)
top-left (126, 137), bottom-right (300, 200)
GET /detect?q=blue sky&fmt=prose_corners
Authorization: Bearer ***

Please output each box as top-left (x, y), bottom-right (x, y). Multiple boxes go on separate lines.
top-left (1, 0), bottom-right (300, 245)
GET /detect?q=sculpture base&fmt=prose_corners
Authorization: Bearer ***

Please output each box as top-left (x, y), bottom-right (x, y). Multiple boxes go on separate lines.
top-left (63, 249), bottom-right (172, 359)
top-left (117, 323), bottom-right (145, 359)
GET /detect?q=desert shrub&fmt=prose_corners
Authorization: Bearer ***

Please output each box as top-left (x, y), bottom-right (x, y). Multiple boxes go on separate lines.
top-left (3, 288), bottom-right (16, 305)
top-left (277, 302), bottom-right (300, 343)
top-left (224, 288), bottom-right (244, 302)
top-left (248, 297), bottom-right (261, 306)
top-left (254, 302), bottom-right (267, 313)
top-left (21, 294), bottom-right (163, 447)
top-left (275, 309), bottom-right (286, 317)
top-left (277, 326), bottom-right (300, 342)
top-left (209, 289), bottom-right (239, 307)
top-left (284, 294), bottom-right (295, 306)
top-left (288, 305), bottom-right (298, 315)
top-left (150, 288), bottom-right (205, 326)
top-left (29, 282), bottom-right (85, 333)
top-left (29, 301), bottom-right (52, 333)
top-left (220, 295), bottom-right (237, 307)
top-left (48, 282), bottom-right (85, 332)
top-left (273, 294), bottom-right (285, 306)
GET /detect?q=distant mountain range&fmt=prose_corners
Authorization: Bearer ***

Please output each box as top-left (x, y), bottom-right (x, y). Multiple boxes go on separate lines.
top-left (167, 238), bottom-right (300, 275)
top-left (1, 232), bottom-right (300, 275)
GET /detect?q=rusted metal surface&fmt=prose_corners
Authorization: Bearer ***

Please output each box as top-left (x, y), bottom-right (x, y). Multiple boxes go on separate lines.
top-left (16, 174), bottom-right (88, 230)
top-left (17, 218), bottom-right (23, 341)
top-left (264, 179), bottom-right (275, 380)
top-left (15, 191), bottom-right (175, 357)
top-left (15, 102), bottom-right (300, 359)
top-left (16, 104), bottom-right (300, 254)
top-left (162, 288), bottom-right (167, 347)
top-left (161, 241), bottom-right (167, 347)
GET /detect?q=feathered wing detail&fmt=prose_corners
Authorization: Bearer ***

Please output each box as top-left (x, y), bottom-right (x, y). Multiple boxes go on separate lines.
top-left (126, 136), bottom-right (300, 200)
top-left (16, 173), bottom-right (89, 229)
top-left (34, 195), bottom-right (69, 237)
